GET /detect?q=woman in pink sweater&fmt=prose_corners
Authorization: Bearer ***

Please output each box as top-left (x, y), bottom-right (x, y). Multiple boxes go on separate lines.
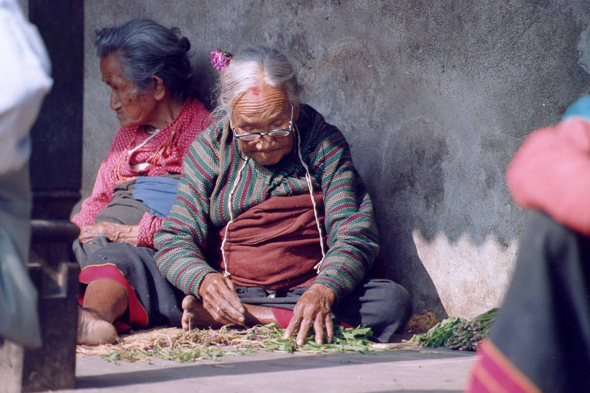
top-left (466, 96), bottom-right (590, 393)
top-left (73, 19), bottom-right (210, 345)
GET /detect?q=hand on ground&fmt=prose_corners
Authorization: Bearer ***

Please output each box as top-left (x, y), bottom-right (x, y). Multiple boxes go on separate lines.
top-left (79, 223), bottom-right (139, 245)
top-left (198, 273), bottom-right (245, 326)
top-left (283, 283), bottom-right (336, 346)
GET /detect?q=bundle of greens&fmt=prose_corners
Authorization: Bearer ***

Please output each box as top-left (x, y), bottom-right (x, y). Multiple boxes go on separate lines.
top-left (409, 316), bottom-right (466, 348)
top-left (445, 308), bottom-right (499, 351)
top-left (409, 308), bottom-right (499, 351)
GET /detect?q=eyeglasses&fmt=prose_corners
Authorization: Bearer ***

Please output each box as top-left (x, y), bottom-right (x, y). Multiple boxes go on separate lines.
top-left (233, 105), bottom-right (294, 142)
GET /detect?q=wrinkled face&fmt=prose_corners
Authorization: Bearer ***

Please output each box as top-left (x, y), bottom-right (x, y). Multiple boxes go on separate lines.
top-left (231, 84), bottom-right (296, 166)
top-left (100, 55), bottom-right (158, 128)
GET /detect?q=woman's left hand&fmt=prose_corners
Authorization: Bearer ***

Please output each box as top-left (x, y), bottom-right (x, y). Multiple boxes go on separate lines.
top-left (79, 223), bottom-right (139, 245)
top-left (283, 283), bottom-right (336, 346)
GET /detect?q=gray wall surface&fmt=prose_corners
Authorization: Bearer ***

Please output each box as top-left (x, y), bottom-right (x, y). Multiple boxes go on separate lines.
top-left (83, 0), bottom-right (590, 318)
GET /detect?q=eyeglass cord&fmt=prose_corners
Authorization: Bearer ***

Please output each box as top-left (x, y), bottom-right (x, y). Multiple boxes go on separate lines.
top-left (220, 119), bottom-right (326, 278)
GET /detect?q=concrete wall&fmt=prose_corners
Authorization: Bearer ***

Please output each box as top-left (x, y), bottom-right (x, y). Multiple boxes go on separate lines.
top-left (83, 0), bottom-right (590, 318)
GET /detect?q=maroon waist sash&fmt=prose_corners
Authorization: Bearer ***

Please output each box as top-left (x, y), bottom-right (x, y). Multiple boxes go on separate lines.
top-left (208, 193), bottom-right (326, 291)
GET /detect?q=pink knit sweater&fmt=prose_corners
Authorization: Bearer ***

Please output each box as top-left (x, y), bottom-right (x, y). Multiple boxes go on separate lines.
top-left (507, 117), bottom-right (590, 235)
top-left (72, 98), bottom-right (211, 248)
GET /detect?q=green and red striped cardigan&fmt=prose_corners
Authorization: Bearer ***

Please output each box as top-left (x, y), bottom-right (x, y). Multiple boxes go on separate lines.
top-left (154, 104), bottom-right (379, 302)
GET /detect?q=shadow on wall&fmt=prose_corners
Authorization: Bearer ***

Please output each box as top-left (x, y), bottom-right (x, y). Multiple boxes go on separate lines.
top-left (374, 116), bottom-right (521, 319)
top-left (377, 119), bottom-right (450, 319)
top-left (191, 55), bottom-right (217, 111)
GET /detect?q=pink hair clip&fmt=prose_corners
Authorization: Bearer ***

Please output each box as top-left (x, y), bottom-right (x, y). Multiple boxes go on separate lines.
top-left (210, 48), bottom-right (233, 71)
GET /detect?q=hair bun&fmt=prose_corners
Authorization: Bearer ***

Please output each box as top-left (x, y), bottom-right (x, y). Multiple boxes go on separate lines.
top-left (179, 37), bottom-right (191, 52)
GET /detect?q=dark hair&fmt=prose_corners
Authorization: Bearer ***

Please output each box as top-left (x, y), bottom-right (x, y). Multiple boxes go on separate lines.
top-left (95, 19), bottom-right (195, 99)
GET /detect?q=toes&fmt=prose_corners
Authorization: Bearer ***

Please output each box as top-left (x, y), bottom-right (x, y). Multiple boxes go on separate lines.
top-left (182, 314), bottom-right (192, 331)
top-left (78, 308), bottom-right (117, 346)
top-left (182, 312), bottom-right (195, 331)
top-left (182, 294), bottom-right (197, 310)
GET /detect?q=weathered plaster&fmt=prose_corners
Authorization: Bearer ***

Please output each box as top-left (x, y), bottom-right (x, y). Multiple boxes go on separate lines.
top-left (82, 0), bottom-right (590, 318)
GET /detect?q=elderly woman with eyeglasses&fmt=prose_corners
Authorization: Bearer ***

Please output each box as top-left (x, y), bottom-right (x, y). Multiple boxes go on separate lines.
top-left (154, 46), bottom-right (412, 345)
top-left (72, 19), bottom-right (210, 345)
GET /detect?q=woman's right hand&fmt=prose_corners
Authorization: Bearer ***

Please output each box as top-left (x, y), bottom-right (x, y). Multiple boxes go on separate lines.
top-left (78, 223), bottom-right (139, 245)
top-left (198, 273), bottom-right (246, 326)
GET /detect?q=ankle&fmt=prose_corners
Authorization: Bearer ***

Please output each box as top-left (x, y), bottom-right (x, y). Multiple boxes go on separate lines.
top-left (243, 304), bottom-right (278, 326)
top-left (80, 306), bottom-right (110, 323)
top-left (83, 279), bottom-right (129, 323)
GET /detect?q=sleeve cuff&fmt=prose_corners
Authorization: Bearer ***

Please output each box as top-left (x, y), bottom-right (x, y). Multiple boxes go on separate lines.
top-left (188, 269), bottom-right (218, 299)
top-left (313, 275), bottom-right (350, 304)
top-left (136, 213), bottom-right (163, 249)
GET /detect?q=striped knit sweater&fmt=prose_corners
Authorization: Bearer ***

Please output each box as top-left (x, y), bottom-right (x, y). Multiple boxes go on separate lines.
top-left (154, 104), bottom-right (379, 302)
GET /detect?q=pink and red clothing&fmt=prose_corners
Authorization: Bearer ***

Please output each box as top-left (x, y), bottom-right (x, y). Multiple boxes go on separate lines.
top-left (507, 117), bottom-right (590, 235)
top-left (72, 98), bottom-right (211, 249)
top-left (74, 98), bottom-right (210, 330)
top-left (466, 115), bottom-right (590, 392)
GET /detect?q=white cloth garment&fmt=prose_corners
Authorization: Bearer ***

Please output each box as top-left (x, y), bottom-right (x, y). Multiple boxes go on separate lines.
top-left (0, 0), bottom-right (52, 175)
top-left (0, 0), bottom-right (52, 348)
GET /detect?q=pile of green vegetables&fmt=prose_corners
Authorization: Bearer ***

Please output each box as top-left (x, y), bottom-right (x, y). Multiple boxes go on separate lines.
top-left (409, 308), bottom-right (499, 351)
top-left (93, 324), bottom-right (379, 364)
top-left (86, 310), bottom-right (500, 364)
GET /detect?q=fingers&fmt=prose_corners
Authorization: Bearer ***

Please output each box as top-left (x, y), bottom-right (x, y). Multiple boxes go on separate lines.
top-left (284, 292), bottom-right (320, 345)
top-left (314, 312), bottom-right (324, 345)
top-left (202, 294), bottom-right (243, 325)
top-left (180, 292), bottom-right (245, 330)
top-left (222, 277), bottom-right (245, 314)
top-left (78, 226), bottom-right (94, 243)
top-left (217, 298), bottom-right (245, 325)
top-left (283, 287), bottom-right (335, 346)
top-left (283, 311), bottom-right (299, 340)
top-left (213, 280), bottom-right (244, 322)
top-left (199, 274), bottom-right (244, 325)
top-left (296, 316), bottom-right (312, 346)
top-left (207, 302), bottom-right (238, 326)
top-left (324, 314), bottom-right (334, 344)
top-left (78, 223), bottom-right (121, 243)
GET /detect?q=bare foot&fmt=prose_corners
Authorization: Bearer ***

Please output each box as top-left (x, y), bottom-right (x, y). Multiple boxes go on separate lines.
top-left (77, 307), bottom-right (117, 345)
top-left (181, 294), bottom-right (218, 330)
top-left (181, 295), bottom-right (279, 330)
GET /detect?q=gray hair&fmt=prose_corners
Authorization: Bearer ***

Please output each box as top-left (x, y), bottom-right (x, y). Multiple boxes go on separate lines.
top-left (212, 46), bottom-right (303, 120)
top-left (95, 19), bottom-right (195, 100)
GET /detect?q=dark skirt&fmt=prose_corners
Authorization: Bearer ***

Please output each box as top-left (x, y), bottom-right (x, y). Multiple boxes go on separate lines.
top-left (75, 238), bottom-right (185, 330)
top-left (466, 211), bottom-right (590, 392)
top-left (74, 177), bottom-right (184, 330)
top-left (234, 278), bottom-right (412, 343)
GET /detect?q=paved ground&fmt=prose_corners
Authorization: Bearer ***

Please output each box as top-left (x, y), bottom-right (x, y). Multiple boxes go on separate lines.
top-left (54, 348), bottom-right (476, 393)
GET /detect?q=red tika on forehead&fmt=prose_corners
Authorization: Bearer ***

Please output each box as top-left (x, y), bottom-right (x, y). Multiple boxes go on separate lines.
top-left (249, 86), bottom-right (261, 95)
